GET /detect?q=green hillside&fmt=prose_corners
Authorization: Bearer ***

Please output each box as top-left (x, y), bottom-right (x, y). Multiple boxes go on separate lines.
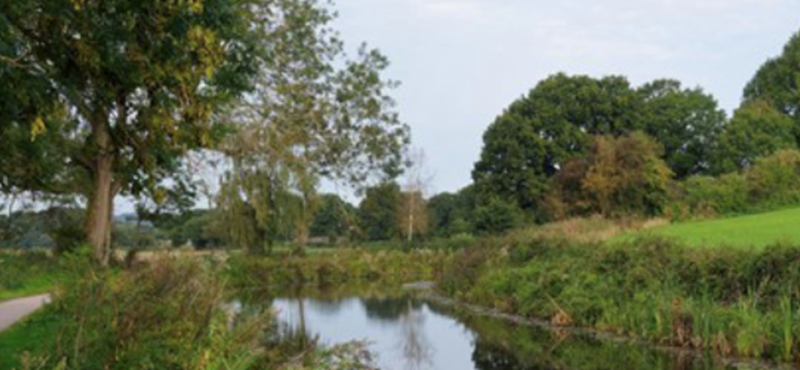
top-left (626, 207), bottom-right (800, 249)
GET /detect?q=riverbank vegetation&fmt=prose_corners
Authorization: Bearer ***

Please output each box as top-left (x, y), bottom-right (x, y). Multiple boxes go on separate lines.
top-left (0, 251), bottom-right (379, 370)
top-left (438, 234), bottom-right (800, 363)
top-left (226, 249), bottom-right (449, 291)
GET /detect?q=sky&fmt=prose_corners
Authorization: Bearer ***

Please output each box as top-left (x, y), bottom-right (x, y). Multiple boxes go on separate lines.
top-left (331, 0), bottom-right (800, 196)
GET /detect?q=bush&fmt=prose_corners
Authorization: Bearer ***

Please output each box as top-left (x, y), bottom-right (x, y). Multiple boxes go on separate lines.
top-left (472, 198), bottom-right (522, 235)
top-left (747, 149), bottom-right (800, 207)
top-left (677, 173), bottom-right (749, 217)
top-left (33, 253), bottom-right (269, 370)
top-left (674, 149), bottom-right (800, 219)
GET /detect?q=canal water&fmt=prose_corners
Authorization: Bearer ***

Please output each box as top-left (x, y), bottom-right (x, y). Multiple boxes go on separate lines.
top-left (263, 290), bottom-right (744, 370)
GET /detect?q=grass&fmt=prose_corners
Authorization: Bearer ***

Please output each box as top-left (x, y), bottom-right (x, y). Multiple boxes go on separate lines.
top-left (0, 252), bottom-right (380, 370)
top-left (438, 233), bottom-right (800, 363)
top-left (0, 250), bottom-right (61, 303)
top-left (621, 206), bottom-right (800, 249)
top-left (0, 275), bottom-right (56, 303)
top-left (0, 307), bottom-right (61, 369)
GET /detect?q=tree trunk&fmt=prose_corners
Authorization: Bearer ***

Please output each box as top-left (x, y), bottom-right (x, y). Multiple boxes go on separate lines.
top-left (84, 119), bottom-right (115, 266)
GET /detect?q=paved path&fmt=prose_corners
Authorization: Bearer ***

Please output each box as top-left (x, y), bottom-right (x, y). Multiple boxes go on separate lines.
top-left (0, 294), bottom-right (51, 332)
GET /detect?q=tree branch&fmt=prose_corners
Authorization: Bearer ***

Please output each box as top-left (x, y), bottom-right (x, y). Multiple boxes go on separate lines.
top-left (0, 52), bottom-right (30, 68)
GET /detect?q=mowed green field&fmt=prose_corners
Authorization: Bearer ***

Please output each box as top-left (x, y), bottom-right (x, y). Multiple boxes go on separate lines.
top-left (626, 206), bottom-right (800, 249)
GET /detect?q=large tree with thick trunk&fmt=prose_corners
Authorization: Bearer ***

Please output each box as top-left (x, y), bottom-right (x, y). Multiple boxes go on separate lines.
top-left (0, 0), bottom-right (262, 264)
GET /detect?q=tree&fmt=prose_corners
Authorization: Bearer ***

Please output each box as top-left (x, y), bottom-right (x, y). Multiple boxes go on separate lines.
top-left (217, 0), bottom-right (408, 253)
top-left (744, 30), bottom-right (800, 137)
top-left (358, 182), bottom-right (402, 241)
top-left (428, 190), bottom-right (473, 237)
top-left (399, 149), bottom-right (431, 243)
top-left (310, 193), bottom-right (357, 245)
top-left (581, 132), bottom-right (673, 217)
top-left (398, 190), bottom-right (428, 243)
top-left (638, 79), bottom-right (726, 178)
top-left (218, 174), bottom-right (304, 253)
top-left (472, 198), bottom-right (522, 235)
top-left (711, 100), bottom-right (796, 174)
top-left (472, 73), bottom-right (644, 213)
top-left (0, 0), bottom-right (261, 264)
top-left (547, 132), bottom-right (673, 218)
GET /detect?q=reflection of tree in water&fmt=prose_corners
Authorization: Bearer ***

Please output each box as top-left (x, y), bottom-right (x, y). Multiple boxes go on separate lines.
top-left (361, 295), bottom-right (434, 369)
top-left (361, 296), bottom-right (423, 322)
top-left (472, 336), bottom-right (548, 370)
top-left (271, 298), bottom-right (316, 350)
top-left (464, 313), bottom-right (729, 370)
top-left (398, 300), bottom-right (434, 370)
top-left (306, 298), bottom-right (348, 316)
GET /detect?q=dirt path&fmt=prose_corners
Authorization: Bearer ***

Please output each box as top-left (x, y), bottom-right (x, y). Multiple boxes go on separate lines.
top-left (0, 294), bottom-right (51, 332)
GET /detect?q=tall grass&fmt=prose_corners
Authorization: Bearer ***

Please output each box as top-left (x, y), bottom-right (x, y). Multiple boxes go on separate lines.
top-left (9, 249), bottom-right (377, 370)
top-left (438, 234), bottom-right (800, 363)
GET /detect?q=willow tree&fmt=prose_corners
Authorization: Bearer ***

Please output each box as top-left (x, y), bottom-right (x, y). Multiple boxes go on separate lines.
top-left (0, 0), bottom-right (261, 264)
top-left (217, 0), bottom-right (409, 253)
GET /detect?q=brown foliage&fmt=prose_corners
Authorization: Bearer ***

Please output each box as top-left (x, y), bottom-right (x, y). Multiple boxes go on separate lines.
top-left (549, 132), bottom-right (673, 218)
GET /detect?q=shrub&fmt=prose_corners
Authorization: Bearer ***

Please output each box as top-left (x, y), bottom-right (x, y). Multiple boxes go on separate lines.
top-left (674, 149), bottom-right (800, 218)
top-left (35, 253), bottom-right (270, 370)
top-left (747, 149), bottom-right (800, 207)
top-left (678, 173), bottom-right (749, 216)
top-left (472, 198), bottom-right (522, 235)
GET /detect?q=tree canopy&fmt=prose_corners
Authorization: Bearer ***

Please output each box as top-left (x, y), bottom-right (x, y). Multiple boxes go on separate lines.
top-left (744, 30), bottom-right (800, 134)
top-left (711, 100), bottom-right (796, 174)
top-left (216, 0), bottom-right (408, 253)
top-left (0, 0), bottom-right (263, 263)
top-left (638, 79), bottom-right (726, 178)
top-left (472, 74), bottom-right (643, 212)
top-left (473, 73), bottom-right (727, 215)
top-left (0, 0), bottom-right (408, 260)
top-left (358, 182), bottom-right (402, 241)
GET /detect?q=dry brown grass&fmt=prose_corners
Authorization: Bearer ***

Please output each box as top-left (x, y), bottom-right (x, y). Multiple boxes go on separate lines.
top-left (517, 215), bottom-right (669, 244)
top-left (113, 248), bottom-right (231, 266)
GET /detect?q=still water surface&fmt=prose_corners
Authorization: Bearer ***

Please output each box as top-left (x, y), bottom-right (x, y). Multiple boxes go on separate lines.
top-left (264, 291), bottom-right (742, 370)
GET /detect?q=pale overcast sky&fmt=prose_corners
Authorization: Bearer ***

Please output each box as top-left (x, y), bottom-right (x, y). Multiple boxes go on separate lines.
top-left (332, 0), bottom-right (800, 195)
top-left (102, 0), bottom-right (800, 213)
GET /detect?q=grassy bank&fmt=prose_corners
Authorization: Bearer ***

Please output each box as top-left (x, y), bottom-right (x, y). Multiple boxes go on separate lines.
top-left (226, 248), bottom-right (450, 291)
top-left (0, 308), bottom-right (61, 370)
top-left (623, 206), bottom-right (800, 249)
top-left (0, 252), bottom-right (379, 370)
top-left (0, 250), bottom-right (62, 302)
top-left (438, 234), bottom-right (800, 363)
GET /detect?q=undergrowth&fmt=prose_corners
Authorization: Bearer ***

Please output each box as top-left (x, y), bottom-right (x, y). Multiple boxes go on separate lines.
top-left (225, 249), bottom-right (449, 290)
top-left (4, 248), bottom-right (378, 370)
top-left (438, 234), bottom-right (800, 364)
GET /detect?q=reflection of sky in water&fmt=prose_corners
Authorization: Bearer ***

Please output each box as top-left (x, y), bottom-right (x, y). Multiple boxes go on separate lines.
top-left (270, 296), bottom-right (738, 370)
top-left (273, 298), bottom-right (477, 370)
